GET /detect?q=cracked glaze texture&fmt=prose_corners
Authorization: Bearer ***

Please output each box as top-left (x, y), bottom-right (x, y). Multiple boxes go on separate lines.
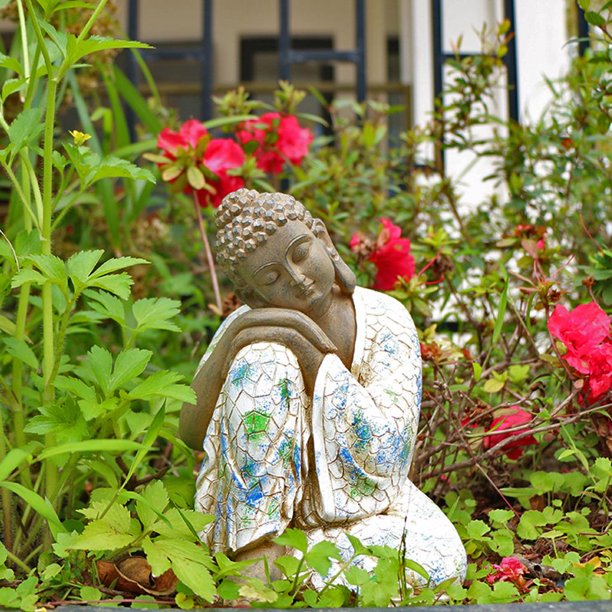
top-left (195, 287), bottom-right (466, 585)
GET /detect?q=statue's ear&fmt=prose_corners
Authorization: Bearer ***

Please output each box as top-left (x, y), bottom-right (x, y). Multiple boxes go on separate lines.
top-left (312, 219), bottom-right (356, 295)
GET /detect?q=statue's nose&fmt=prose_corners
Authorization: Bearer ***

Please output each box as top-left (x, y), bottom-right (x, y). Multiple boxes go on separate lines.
top-left (285, 262), bottom-right (307, 288)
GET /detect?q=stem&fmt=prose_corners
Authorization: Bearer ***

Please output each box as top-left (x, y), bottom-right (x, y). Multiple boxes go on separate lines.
top-left (0, 411), bottom-right (14, 553)
top-left (192, 194), bottom-right (223, 312)
top-left (16, 0), bottom-right (30, 88)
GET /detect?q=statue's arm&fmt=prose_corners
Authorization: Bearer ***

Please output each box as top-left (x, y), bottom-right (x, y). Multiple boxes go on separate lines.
top-left (179, 308), bottom-right (336, 450)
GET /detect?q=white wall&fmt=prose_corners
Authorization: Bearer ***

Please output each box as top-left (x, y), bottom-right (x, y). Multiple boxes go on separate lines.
top-left (406, 0), bottom-right (569, 206)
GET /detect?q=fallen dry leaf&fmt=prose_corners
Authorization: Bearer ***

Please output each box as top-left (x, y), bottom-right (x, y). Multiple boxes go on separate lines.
top-left (97, 556), bottom-right (177, 596)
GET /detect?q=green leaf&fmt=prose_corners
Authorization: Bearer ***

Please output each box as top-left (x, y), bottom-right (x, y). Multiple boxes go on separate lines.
top-left (467, 519), bottom-right (491, 539)
top-left (508, 364), bottom-right (530, 383)
top-left (110, 348), bottom-right (152, 392)
top-left (25, 402), bottom-right (89, 442)
top-left (3, 337), bottom-right (38, 370)
top-left (132, 297), bottom-right (181, 333)
top-left (585, 10), bottom-right (606, 26)
top-left (305, 540), bottom-right (341, 576)
top-left (10, 268), bottom-right (47, 288)
top-left (344, 564), bottom-right (370, 586)
top-left (66, 36), bottom-right (153, 67)
top-left (273, 527), bottom-right (308, 554)
top-left (27, 254), bottom-right (68, 286)
top-left (88, 272), bottom-right (133, 300)
top-left (483, 377), bottom-right (506, 393)
top-left (7, 109), bottom-right (43, 154)
top-left (142, 536), bottom-right (172, 576)
top-left (36, 439), bottom-right (142, 461)
top-left (90, 256), bottom-right (148, 278)
top-left (71, 502), bottom-right (136, 550)
top-left (2, 77), bottom-right (27, 102)
top-left (0, 481), bottom-right (64, 535)
top-left (472, 362), bottom-right (482, 381)
top-left (67, 249), bottom-right (104, 285)
top-left (136, 481), bottom-right (170, 529)
top-left (0, 314), bottom-right (16, 336)
top-left (488, 509), bottom-right (515, 525)
top-left (128, 371), bottom-right (195, 403)
top-left (85, 290), bottom-right (126, 324)
top-left (0, 447), bottom-right (32, 482)
top-left (153, 539), bottom-right (216, 601)
top-left (84, 154), bottom-right (156, 186)
top-left (0, 53), bottom-right (22, 75)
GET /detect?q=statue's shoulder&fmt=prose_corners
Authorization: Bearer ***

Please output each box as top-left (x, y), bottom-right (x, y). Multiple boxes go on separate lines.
top-left (354, 286), bottom-right (414, 321)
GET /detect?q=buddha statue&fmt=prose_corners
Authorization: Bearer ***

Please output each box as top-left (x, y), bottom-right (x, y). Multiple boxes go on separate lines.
top-left (180, 188), bottom-right (466, 587)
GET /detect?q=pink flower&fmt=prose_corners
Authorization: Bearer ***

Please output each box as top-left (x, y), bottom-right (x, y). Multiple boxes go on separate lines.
top-left (368, 219), bottom-right (415, 291)
top-left (157, 119), bottom-right (208, 157)
top-left (548, 301), bottom-right (612, 402)
top-left (237, 112), bottom-right (313, 174)
top-left (155, 121), bottom-right (245, 208)
top-left (486, 557), bottom-right (527, 584)
top-left (483, 407), bottom-right (537, 460)
top-left (199, 138), bottom-right (246, 207)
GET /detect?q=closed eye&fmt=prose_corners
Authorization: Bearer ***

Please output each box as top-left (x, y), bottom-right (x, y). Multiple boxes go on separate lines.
top-left (257, 270), bottom-right (280, 286)
top-left (292, 241), bottom-right (311, 263)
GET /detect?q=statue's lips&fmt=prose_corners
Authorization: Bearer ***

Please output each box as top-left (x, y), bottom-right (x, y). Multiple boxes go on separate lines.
top-left (295, 280), bottom-right (315, 295)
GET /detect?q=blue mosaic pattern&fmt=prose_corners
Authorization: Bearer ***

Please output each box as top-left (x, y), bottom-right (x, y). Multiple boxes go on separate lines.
top-left (194, 287), bottom-right (466, 585)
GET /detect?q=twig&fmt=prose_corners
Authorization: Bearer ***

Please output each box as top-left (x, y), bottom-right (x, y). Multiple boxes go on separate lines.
top-left (193, 193), bottom-right (223, 313)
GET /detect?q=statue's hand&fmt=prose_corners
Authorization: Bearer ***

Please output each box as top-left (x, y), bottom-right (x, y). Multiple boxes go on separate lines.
top-left (223, 307), bottom-right (336, 354)
top-left (180, 308), bottom-right (336, 449)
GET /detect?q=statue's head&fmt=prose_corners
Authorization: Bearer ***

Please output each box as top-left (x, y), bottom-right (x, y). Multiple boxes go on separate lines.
top-left (215, 188), bottom-right (355, 315)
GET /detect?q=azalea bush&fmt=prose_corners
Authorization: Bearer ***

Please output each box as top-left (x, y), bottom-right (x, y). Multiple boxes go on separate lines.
top-left (0, 0), bottom-right (610, 608)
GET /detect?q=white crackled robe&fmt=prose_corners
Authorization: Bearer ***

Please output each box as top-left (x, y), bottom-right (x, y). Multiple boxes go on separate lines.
top-left (195, 287), bottom-right (466, 585)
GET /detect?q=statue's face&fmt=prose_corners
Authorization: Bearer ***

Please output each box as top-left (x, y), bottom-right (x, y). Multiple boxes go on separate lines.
top-left (236, 220), bottom-right (335, 317)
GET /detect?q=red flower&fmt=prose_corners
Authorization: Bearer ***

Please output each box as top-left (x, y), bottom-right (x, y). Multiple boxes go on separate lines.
top-left (237, 112), bottom-right (313, 174)
top-left (199, 138), bottom-right (246, 207)
top-left (157, 119), bottom-right (208, 157)
top-left (548, 302), bottom-right (610, 373)
top-left (352, 218), bottom-right (415, 291)
top-left (486, 557), bottom-right (527, 584)
top-left (483, 407), bottom-right (537, 460)
top-left (547, 301), bottom-right (612, 402)
top-left (155, 121), bottom-right (245, 208)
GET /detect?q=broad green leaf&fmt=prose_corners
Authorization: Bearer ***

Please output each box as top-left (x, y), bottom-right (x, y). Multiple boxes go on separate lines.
top-left (84, 155), bottom-right (156, 186)
top-left (0, 53), bottom-right (22, 75)
top-left (2, 77), bottom-right (26, 102)
top-left (128, 371), bottom-right (195, 403)
top-left (142, 536), bottom-right (172, 576)
top-left (171, 555), bottom-right (215, 602)
top-left (90, 256), bottom-right (148, 278)
top-left (132, 297), bottom-right (181, 333)
top-left (27, 254), bottom-right (67, 285)
top-left (0, 315), bottom-right (16, 336)
top-left (87, 345), bottom-right (113, 395)
top-left (36, 439), bottom-right (142, 461)
top-left (69, 518), bottom-right (135, 551)
top-left (3, 337), bottom-right (38, 370)
top-left (88, 272), bottom-right (133, 300)
top-left (85, 290), bottom-right (126, 324)
top-left (54, 375), bottom-right (97, 401)
top-left (67, 249), bottom-right (104, 285)
top-left (483, 377), bottom-right (505, 393)
top-left (7, 109), bottom-right (43, 155)
top-left (273, 527), bottom-right (308, 554)
top-left (25, 402), bottom-right (88, 442)
top-left (154, 508), bottom-right (213, 539)
top-left (0, 447), bottom-right (32, 482)
top-left (343, 565), bottom-right (370, 586)
top-left (305, 540), bottom-right (341, 576)
top-left (10, 268), bottom-right (47, 288)
top-left (110, 348), bottom-right (152, 392)
top-left (66, 36), bottom-right (153, 67)
top-left (0, 481), bottom-right (64, 535)
top-left (136, 481), bottom-right (170, 529)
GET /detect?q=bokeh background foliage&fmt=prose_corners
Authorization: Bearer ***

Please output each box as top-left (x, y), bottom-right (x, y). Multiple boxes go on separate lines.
top-left (0, 0), bottom-right (610, 607)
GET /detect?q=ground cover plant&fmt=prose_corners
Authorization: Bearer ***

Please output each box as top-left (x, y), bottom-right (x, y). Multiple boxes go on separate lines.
top-left (0, 0), bottom-right (610, 608)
